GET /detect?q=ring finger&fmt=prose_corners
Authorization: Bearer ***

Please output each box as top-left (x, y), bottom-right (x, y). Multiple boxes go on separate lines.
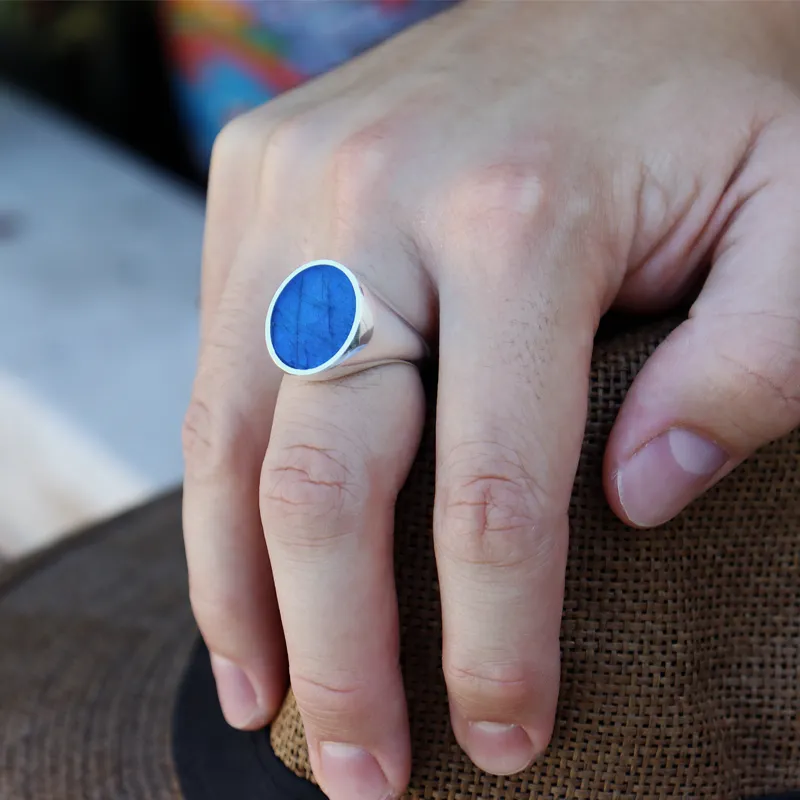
top-left (260, 364), bottom-right (424, 800)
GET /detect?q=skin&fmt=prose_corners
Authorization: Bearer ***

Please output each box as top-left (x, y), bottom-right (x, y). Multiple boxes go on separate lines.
top-left (182, 3), bottom-right (800, 798)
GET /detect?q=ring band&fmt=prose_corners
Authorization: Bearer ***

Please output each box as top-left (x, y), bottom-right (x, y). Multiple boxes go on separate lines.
top-left (265, 260), bottom-right (428, 381)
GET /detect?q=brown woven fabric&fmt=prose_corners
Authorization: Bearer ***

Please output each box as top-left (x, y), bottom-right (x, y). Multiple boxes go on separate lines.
top-left (271, 319), bottom-right (800, 798)
top-left (0, 494), bottom-right (192, 800)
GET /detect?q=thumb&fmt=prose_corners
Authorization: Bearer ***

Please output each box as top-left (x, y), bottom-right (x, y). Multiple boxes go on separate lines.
top-left (605, 115), bottom-right (800, 528)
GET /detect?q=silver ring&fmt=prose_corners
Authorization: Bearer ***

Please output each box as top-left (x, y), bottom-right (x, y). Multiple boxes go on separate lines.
top-left (265, 260), bottom-right (428, 381)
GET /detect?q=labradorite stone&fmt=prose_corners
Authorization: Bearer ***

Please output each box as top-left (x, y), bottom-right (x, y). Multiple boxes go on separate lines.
top-left (270, 263), bottom-right (357, 370)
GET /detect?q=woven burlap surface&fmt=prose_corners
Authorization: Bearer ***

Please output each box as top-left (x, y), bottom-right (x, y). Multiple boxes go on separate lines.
top-left (271, 320), bottom-right (800, 799)
top-left (0, 495), bottom-right (193, 800)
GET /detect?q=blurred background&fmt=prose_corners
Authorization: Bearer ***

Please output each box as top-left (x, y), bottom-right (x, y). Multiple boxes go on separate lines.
top-left (0, 0), bottom-right (454, 564)
top-left (1, 0), bottom-right (205, 564)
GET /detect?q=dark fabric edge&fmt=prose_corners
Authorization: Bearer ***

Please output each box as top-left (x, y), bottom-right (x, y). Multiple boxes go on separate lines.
top-left (173, 639), bottom-right (325, 800)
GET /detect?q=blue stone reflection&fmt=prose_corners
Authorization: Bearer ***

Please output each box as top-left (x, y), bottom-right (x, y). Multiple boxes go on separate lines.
top-left (270, 263), bottom-right (357, 370)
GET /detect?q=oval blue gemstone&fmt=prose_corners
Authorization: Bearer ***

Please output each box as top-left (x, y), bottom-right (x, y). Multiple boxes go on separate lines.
top-left (270, 263), bottom-right (357, 371)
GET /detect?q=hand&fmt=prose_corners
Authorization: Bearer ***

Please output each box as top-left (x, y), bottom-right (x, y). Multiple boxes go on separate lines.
top-left (182, 3), bottom-right (800, 798)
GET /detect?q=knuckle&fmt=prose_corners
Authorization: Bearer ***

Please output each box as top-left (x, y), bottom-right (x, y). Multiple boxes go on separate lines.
top-left (188, 583), bottom-right (244, 651)
top-left (715, 320), bottom-right (800, 423)
top-left (262, 112), bottom-right (316, 165)
top-left (290, 670), bottom-right (373, 731)
top-left (444, 658), bottom-right (531, 714)
top-left (436, 445), bottom-right (558, 571)
top-left (210, 115), bottom-right (249, 166)
top-left (261, 440), bottom-right (363, 527)
top-left (182, 393), bottom-right (252, 480)
top-left (438, 148), bottom-right (607, 283)
top-left (182, 395), bottom-right (215, 464)
top-left (257, 111), bottom-right (326, 192)
top-left (209, 109), bottom-right (265, 173)
top-left (445, 162), bottom-right (555, 253)
top-left (328, 122), bottom-right (396, 215)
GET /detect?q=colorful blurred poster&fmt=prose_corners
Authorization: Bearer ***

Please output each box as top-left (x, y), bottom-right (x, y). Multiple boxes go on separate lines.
top-left (160, 0), bottom-right (458, 169)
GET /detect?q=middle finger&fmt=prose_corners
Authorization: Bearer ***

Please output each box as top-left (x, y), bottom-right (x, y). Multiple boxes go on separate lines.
top-left (434, 201), bottom-right (600, 775)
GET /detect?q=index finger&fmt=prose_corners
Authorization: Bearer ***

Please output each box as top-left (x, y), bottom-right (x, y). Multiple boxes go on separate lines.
top-left (434, 224), bottom-right (600, 775)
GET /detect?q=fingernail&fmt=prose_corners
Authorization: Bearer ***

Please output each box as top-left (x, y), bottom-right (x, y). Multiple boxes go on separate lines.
top-left (210, 654), bottom-right (261, 729)
top-left (466, 722), bottom-right (535, 775)
top-left (320, 742), bottom-right (393, 800)
top-left (616, 428), bottom-right (728, 528)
